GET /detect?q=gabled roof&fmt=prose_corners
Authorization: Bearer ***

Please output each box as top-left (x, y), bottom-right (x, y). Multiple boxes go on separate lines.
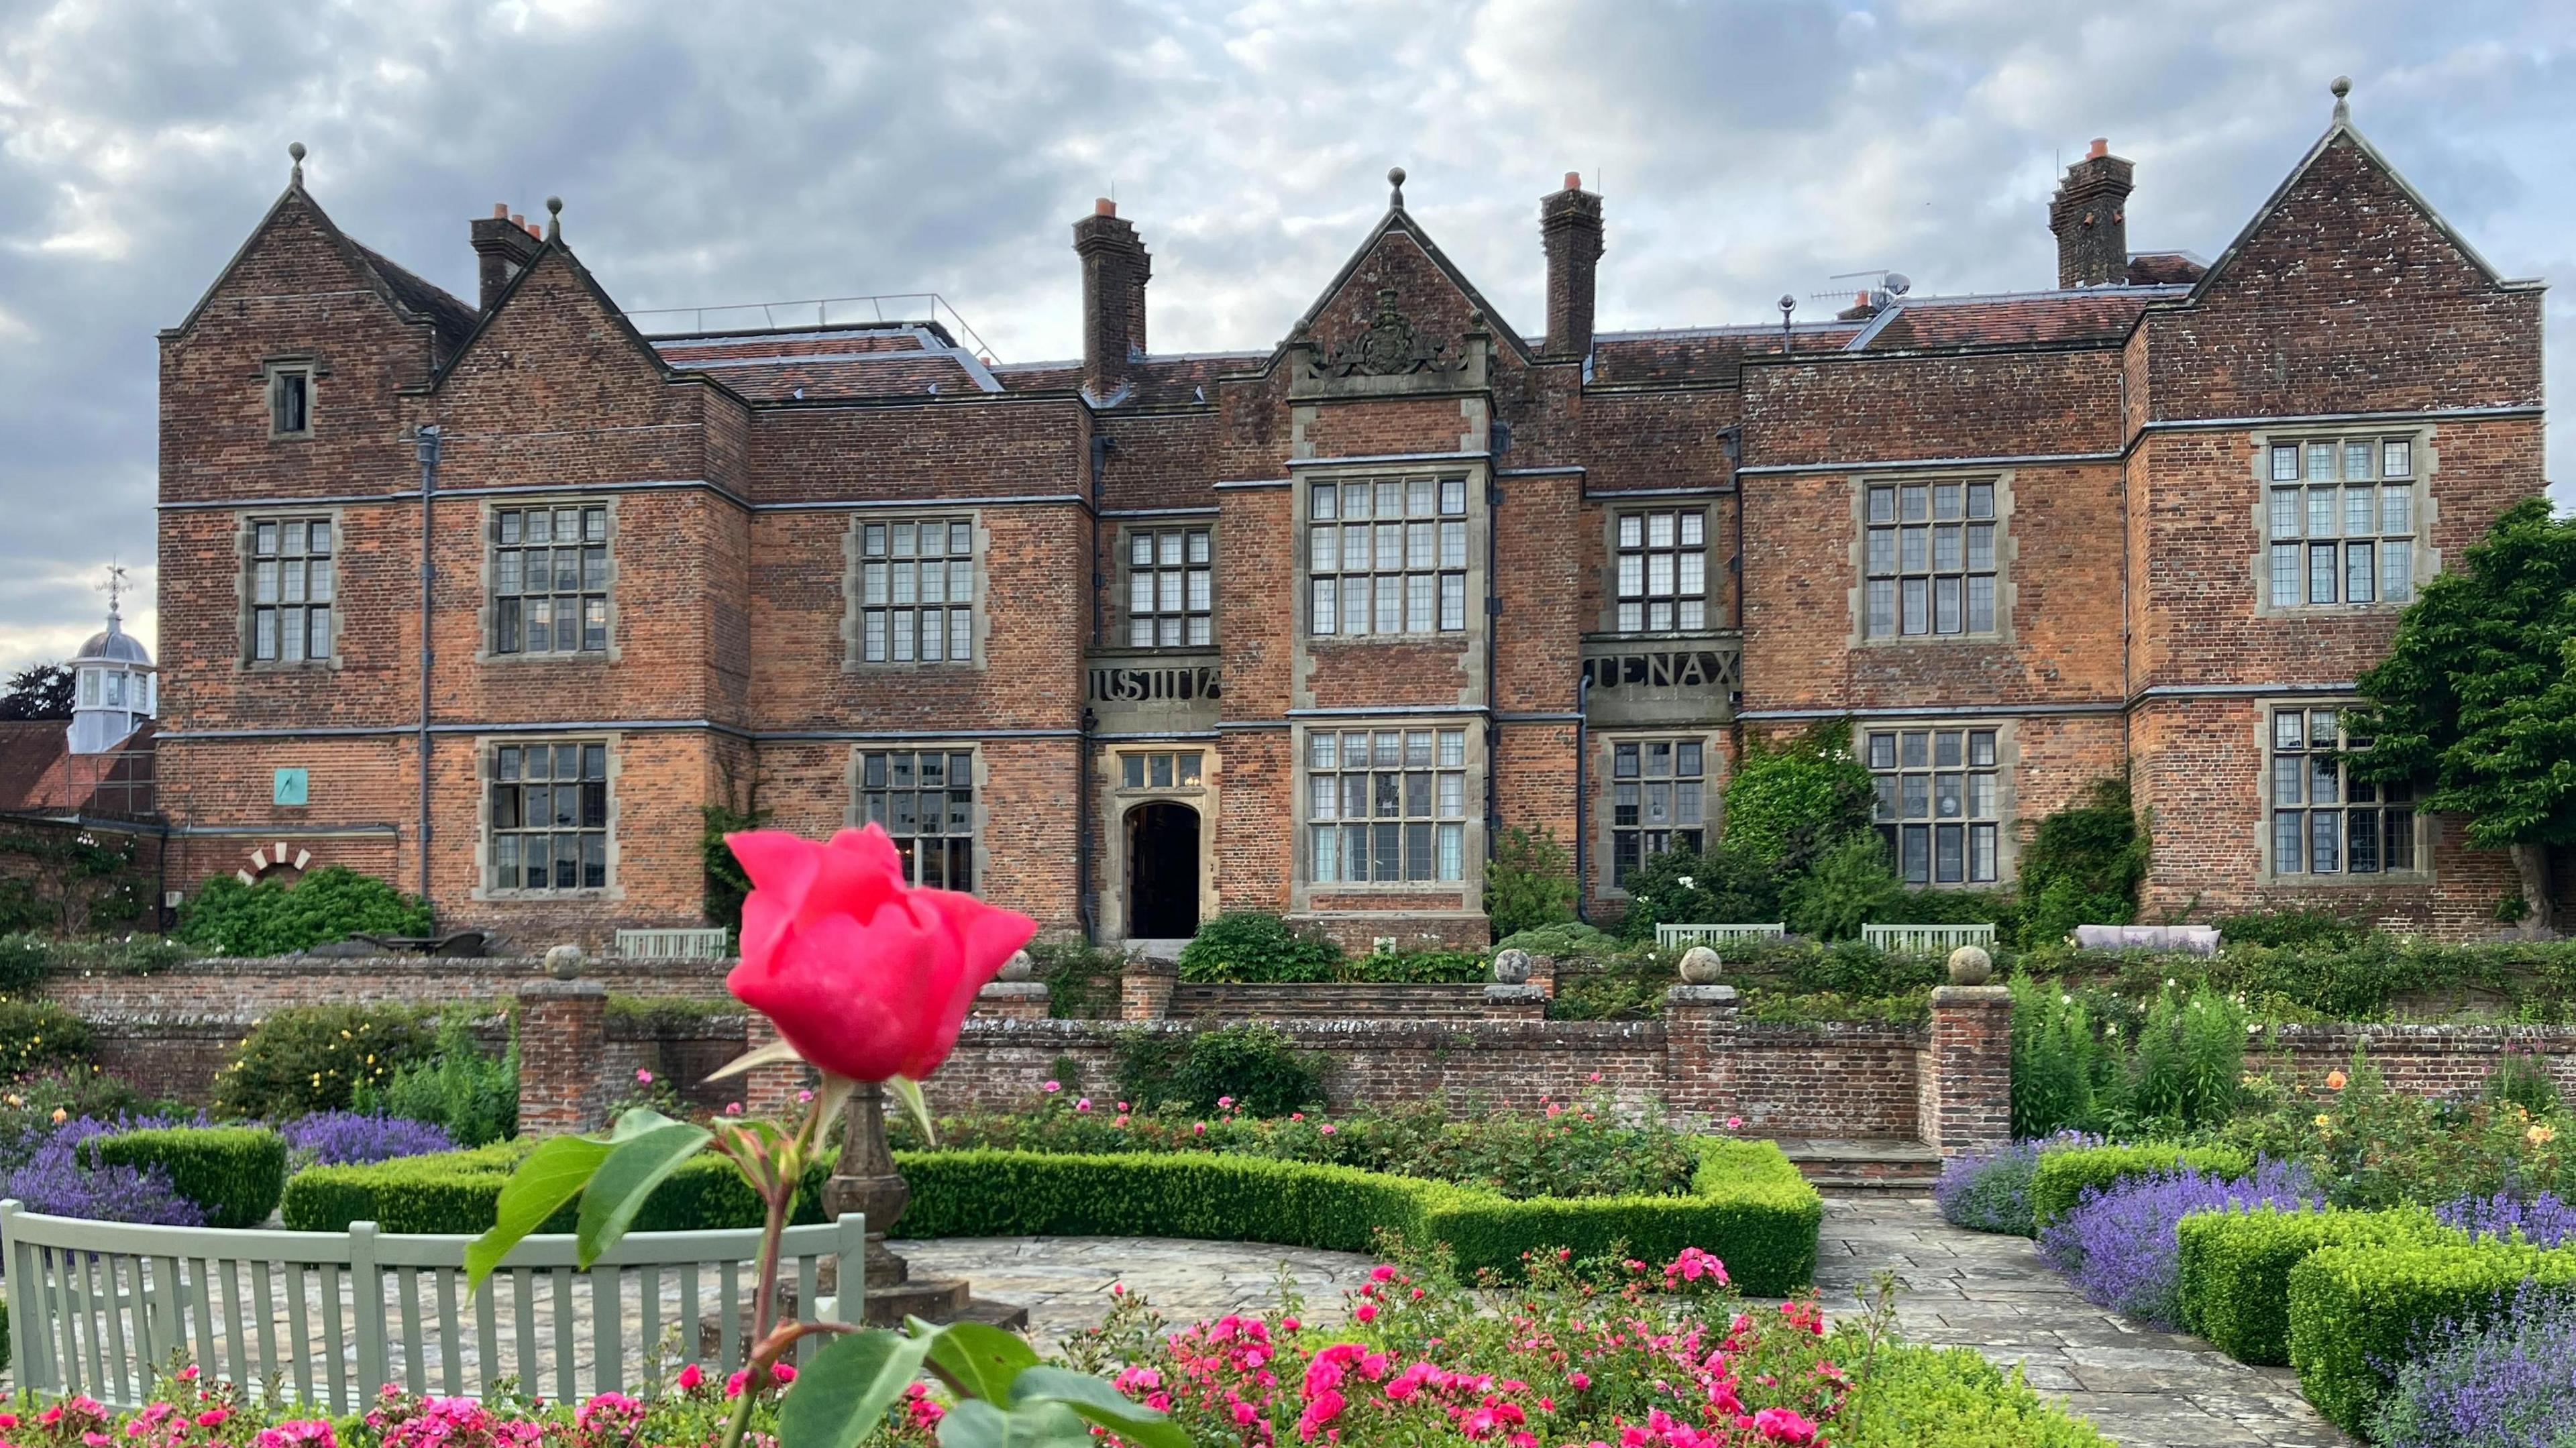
top-left (430, 229), bottom-right (704, 397)
top-left (1277, 194), bottom-right (1539, 371)
top-left (168, 180), bottom-right (475, 357)
top-left (2188, 96), bottom-right (2535, 304)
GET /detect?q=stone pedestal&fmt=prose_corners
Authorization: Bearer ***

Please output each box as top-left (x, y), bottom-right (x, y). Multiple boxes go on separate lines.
top-left (1120, 957), bottom-right (1175, 1020)
top-left (824, 1085), bottom-right (1026, 1330)
top-left (1662, 984), bottom-right (1739, 1123)
top-left (1482, 983), bottom-right (1546, 1019)
top-left (974, 981), bottom-right (1051, 1019)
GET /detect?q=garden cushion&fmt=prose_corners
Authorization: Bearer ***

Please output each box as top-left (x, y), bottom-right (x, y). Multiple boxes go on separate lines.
top-left (892, 1136), bottom-right (1823, 1296)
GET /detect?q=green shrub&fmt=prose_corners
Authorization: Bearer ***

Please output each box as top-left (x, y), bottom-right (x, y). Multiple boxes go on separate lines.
top-left (1485, 826), bottom-right (1577, 941)
top-left (2027, 1144), bottom-right (2254, 1229)
top-left (0, 998), bottom-right (91, 1078)
top-left (1174, 912), bottom-right (1342, 983)
top-left (1611, 842), bottom-right (1782, 944)
top-left (0, 934), bottom-right (45, 994)
top-left (1834, 1341), bottom-right (2110, 1447)
top-left (1781, 832), bottom-right (1902, 942)
top-left (281, 1141), bottom-right (828, 1233)
top-left (83, 1126), bottom-right (286, 1229)
top-left (2489, 1044), bottom-right (2560, 1115)
top-left (2010, 778), bottom-right (2145, 946)
top-left (352, 1011), bottom-right (517, 1147)
top-left (211, 1005), bottom-right (437, 1119)
top-left (2125, 982), bottom-right (2248, 1130)
top-left (1721, 722), bottom-right (1874, 873)
top-left (1115, 1023), bottom-right (1323, 1117)
top-left (1871, 888), bottom-right (2011, 928)
top-left (2212, 908), bottom-right (2367, 950)
top-left (2287, 1241), bottom-right (2576, 1437)
top-left (894, 1136), bottom-right (1823, 1295)
top-left (174, 865), bottom-right (433, 957)
top-left (2174, 1205), bottom-right (2461, 1363)
top-left (1024, 937), bottom-right (1125, 1019)
top-left (2009, 974), bottom-right (2120, 1138)
top-left (1493, 920), bottom-right (1616, 957)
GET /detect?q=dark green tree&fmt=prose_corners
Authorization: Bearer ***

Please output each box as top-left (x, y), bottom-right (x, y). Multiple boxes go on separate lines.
top-left (1484, 825), bottom-right (1577, 940)
top-left (2343, 498), bottom-right (2576, 936)
top-left (0, 662), bottom-right (73, 720)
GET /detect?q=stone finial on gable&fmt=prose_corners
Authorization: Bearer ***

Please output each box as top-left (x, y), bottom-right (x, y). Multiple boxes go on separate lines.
top-left (288, 141), bottom-right (306, 188)
top-left (2330, 74), bottom-right (2351, 125)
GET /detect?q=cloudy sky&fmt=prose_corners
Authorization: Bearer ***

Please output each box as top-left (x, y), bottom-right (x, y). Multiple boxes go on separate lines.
top-left (1, 0), bottom-right (2569, 675)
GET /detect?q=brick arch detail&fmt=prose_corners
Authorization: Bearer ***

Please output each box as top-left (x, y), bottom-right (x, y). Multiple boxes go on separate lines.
top-left (235, 841), bottom-right (317, 886)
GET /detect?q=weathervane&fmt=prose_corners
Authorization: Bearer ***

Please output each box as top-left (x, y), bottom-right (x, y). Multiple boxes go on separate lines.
top-left (99, 561), bottom-right (129, 628)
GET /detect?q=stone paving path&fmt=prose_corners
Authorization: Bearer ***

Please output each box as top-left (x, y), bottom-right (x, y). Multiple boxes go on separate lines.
top-left (902, 1196), bottom-right (2357, 1448)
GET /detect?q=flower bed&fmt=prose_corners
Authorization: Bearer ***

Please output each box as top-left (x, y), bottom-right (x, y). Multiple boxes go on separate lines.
top-left (892, 1137), bottom-right (1824, 1296)
top-left (901, 1091), bottom-right (1701, 1200)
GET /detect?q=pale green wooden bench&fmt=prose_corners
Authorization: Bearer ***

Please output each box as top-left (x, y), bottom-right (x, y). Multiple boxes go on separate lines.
top-left (1, 1201), bottom-right (865, 1410)
top-left (1654, 923), bottom-right (1786, 948)
top-left (1860, 922), bottom-right (1996, 954)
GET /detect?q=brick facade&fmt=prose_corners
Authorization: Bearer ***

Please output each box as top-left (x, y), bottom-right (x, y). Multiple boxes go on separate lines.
top-left (148, 97), bottom-right (2546, 950)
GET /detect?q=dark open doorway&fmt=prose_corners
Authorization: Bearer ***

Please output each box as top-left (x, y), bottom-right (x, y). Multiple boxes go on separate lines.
top-left (1126, 801), bottom-right (1201, 939)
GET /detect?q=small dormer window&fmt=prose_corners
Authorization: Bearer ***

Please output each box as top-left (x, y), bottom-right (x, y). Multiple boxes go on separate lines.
top-left (268, 365), bottom-right (313, 439)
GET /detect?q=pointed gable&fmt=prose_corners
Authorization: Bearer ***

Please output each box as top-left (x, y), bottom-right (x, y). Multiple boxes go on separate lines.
top-left (168, 184), bottom-right (472, 362)
top-left (2191, 123), bottom-right (2516, 307)
top-left (1281, 205), bottom-right (1535, 379)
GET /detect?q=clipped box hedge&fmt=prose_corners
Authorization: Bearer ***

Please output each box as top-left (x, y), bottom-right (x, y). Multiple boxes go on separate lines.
top-left (892, 1137), bottom-right (1823, 1296)
top-left (282, 1141), bottom-right (827, 1234)
top-left (2287, 1241), bottom-right (2576, 1437)
top-left (1830, 1341), bottom-right (2109, 1447)
top-left (83, 1127), bottom-right (287, 1229)
top-left (2027, 1144), bottom-right (2254, 1230)
top-left (2174, 1205), bottom-right (2462, 1364)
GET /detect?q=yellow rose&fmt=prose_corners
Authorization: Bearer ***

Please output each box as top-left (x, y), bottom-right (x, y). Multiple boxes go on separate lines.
top-left (2530, 1125), bottom-right (2558, 1146)
top-left (2314, 1113), bottom-right (2332, 1129)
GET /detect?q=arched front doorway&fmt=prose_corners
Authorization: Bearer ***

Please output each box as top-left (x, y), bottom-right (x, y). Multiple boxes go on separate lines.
top-left (1126, 801), bottom-right (1201, 940)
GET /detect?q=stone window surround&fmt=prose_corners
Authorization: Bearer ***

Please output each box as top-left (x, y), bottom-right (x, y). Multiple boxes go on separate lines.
top-left (1845, 469), bottom-right (2017, 648)
top-left (1600, 505), bottom-right (1715, 636)
top-left (1295, 469), bottom-right (1481, 644)
top-left (2253, 698), bottom-right (2432, 887)
top-left (1289, 716), bottom-right (1487, 909)
top-left (474, 497), bottom-right (623, 665)
top-left (1590, 728), bottom-right (1727, 899)
top-left (1852, 717), bottom-right (2024, 888)
top-left (259, 355), bottom-right (322, 441)
top-left (840, 510), bottom-right (992, 672)
top-left (1117, 521), bottom-right (1217, 650)
top-left (1098, 743), bottom-right (1221, 942)
top-left (470, 732), bottom-right (623, 902)
top-left (843, 742), bottom-right (991, 892)
top-left (234, 507), bottom-right (345, 671)
top-left (2247, 426), bottom-right (2440, 619)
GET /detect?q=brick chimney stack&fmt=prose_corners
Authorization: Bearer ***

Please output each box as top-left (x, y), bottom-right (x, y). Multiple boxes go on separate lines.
top-left (2049, 139), bottom-right (2133, 288)
top-left (1541, 172), bottom-right (1605, 358)
top-left (471, 202), bottom-right (546, 312)
top-left (1074, 199), bottom-right (1150, 399)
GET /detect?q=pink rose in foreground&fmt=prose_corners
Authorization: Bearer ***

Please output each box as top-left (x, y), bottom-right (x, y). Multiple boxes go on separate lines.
top-left (726, 825), bottom-right (1036, 1082)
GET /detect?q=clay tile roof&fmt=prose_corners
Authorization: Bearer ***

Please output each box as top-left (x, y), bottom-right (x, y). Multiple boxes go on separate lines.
top-left (2125, 251), bottom-right (2210, 286)
top-left (1587, 325), bottom-right (1866, 386)
top-left (1847, 288), bottom-right (2186, 351)
top-left (351, 242), bottom-right (478, 357)
top-left (0, 721), bottom-right (66, 811)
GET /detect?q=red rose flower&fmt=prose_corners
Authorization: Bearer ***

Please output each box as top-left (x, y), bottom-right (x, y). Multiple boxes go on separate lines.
top-left (726, 825), bottom-right (1036, 1082)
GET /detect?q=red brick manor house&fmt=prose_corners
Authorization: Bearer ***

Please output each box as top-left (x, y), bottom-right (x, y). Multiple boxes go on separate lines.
top-left (149, 84), bottom-right (2545, 950)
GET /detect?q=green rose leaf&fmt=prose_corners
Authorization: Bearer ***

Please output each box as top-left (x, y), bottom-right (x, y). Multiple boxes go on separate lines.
top-left (1011, 1366), bottom-right (1190, 1448)
top-left (465, 1133), bottom-right (610, 1290)
top-left (576, 1112), bottom-right (714, 1268)
top-left (934, 1398), bottom-right (1091, 1448)
top-left (777, 1327), bottom-right (938, 1448)
top-left (920, 1318), bottom-right (1040, 1405)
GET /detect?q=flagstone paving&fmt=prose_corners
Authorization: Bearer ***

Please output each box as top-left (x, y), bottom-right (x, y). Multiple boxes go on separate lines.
top-left (901, 1195), bottom-right (2359, 1448)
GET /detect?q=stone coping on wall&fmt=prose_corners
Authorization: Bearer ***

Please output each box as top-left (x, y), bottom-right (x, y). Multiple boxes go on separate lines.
top-left (957, 1015), bottom-right (1670, 1048)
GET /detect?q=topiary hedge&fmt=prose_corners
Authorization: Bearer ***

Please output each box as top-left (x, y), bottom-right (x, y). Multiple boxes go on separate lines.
top-left (892, 1137), bottom-right (1822, 1296)
top-left (2287, 1241), bottom-right (2576, 1437)
top-left (280, 1141), bottom-right (828, 1234)
top-left (2173, 1205), bottom-right (2463, 1364)
top-left (82, 1126), bottom-right (287, 1229)
top-left (1832, 1341), bottom-right (2110, 1447)
top-left (2026, 1144), bottom-right (2254, 1229)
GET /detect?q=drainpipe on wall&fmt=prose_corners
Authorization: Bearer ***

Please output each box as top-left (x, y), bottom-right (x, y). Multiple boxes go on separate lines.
top-left (1079, 432), bottom-right (1114, 944)
top-left (415, 425), bottom-right (440, 909)
top-left (1574, 672), bottom-right (1591, 923)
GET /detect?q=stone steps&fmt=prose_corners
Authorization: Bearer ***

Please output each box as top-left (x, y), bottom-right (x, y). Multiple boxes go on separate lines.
top-left (1773, 1137), bottom-right (1942, 1195)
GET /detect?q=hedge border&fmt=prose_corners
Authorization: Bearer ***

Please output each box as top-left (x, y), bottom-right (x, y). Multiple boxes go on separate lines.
top-left (2027, 1144), bottom-right (2253, 1230)
top-left (890, 1137), bottom-right (1823, 1296)
top-left (2173, 1205), bottom-right (2462, 1365)
top-left (280, 1142), bottom-right (826, 1234)
top-left (2287, 1241), bottom-right (2576, 1437)
top-left (83, 1127), bottom-right (287, 1230)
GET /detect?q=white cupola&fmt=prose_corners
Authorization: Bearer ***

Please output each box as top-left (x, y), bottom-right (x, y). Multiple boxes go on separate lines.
top-left (69, 587), bottom-right (154, 755)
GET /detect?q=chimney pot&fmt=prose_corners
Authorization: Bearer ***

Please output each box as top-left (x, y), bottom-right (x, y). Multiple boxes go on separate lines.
top-left (1564, 171), bottom-right (1581, 190)
top-left (1095, 197), bottom-right (1116, 216)
top-left (471, 204), bottom-right (547, 311)
top-left (511, 213), bottom-right (525, 228)
top-left (493, 203), bottom-right (509, 218)
top-left (2088, 137), bottom-right (2108, 158)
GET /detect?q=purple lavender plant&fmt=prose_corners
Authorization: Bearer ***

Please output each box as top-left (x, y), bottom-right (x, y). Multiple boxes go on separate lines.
top-left (2438, 1191), bottom-right (2576, 1249)
top-left (277, 1111), bottom-right (454, 1167)
top-left (2039, 1158), bottom-right (2319, 1329)
top-left (1934, 1131), bottom-right (2101, 1237)
top-left (0, 1116), bottom-right (204, 1225)
top-left (2371, 1284), bottom-right (2576, 1447)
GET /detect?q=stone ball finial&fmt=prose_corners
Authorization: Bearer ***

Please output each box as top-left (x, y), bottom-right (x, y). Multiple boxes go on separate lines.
top-left (2330, 75), bottom-right (2351, 99)
top-left (1493, 948), bottom-right (1532, 984)
top-left (998, 949), bottom-right (1034, 983)
top-left (1387, 166), bottom-right (1407, 207)
top-left (1947, 944), bottom-right (1994, 986)
top-left (1678, 945), bottom-right (1723, 986)
top-left (543, 942), bottom-right (584, 981)
top-left (288, 141), bottom-right (307, 162)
